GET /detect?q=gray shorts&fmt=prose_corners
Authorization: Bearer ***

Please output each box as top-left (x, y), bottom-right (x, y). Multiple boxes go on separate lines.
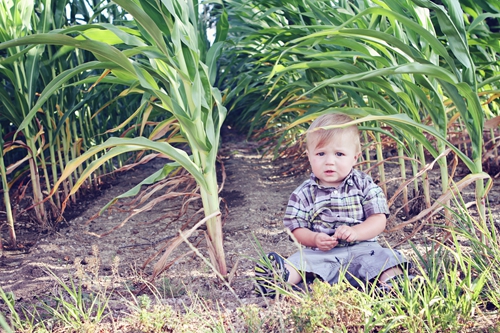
top-left (286, 241), bottom-right (409, 287)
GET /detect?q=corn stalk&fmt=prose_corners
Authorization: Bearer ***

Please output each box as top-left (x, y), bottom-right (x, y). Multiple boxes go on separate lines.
top-left (0, 134), bottom-right (16, 247)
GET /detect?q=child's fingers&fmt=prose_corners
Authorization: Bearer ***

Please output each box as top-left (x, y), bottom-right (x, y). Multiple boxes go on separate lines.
top-left (345, 231), bottom-right (358, 242)
top-left (334, 230), bottom-right (346, 240)
top-left (318, 236), bottom-right (337, 251)
top-left (334, 226), bottom-right (355, 241)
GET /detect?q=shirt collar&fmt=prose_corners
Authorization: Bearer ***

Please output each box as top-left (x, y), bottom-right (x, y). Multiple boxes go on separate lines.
top-left (310, 169), bottom-right (355, 189)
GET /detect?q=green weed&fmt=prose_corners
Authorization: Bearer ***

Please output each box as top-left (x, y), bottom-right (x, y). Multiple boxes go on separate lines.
top-left (39, 270), bottom-right (110, 333)
top-left (290, 281), bottom-right (369, 333)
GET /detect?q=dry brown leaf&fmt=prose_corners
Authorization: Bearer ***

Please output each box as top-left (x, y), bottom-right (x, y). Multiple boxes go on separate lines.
top-left (150, 211), bottom-right (221, 282)
top-left (485, 115), bottom-right (500, 129)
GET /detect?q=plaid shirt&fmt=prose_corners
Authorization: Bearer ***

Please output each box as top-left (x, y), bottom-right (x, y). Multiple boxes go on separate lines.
top-left (283, 169), bottom-right (389, 244)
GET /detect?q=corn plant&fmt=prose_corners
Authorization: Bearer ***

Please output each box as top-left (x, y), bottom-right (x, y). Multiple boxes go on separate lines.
top-left (281, 1), bottom-right (484, 201)
top-left (0, 0), bottom-right (54, 225)
top-left (0, 0), bottom-right (136, 243)
top-left (0, 0), bottom-right (229, 275)
top-left (221, 0), bottom-right (495, 225)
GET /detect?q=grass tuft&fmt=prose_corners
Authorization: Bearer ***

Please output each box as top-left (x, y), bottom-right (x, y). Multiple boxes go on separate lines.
top-left (291, 281), bottom-right (368, 333)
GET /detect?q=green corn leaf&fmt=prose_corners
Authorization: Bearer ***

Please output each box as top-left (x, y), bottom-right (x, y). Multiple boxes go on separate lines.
top-left (80, 24), bottom-right (147, 46)
top-left (0, 42), bottom-right (37, 64)
top-left (286, 110), bottom-right (475, 171)
top-left (50, 24), bottom-right (147, 60)
top-left (215, 8), bottom-right (228, 43)
top-left (206, 41), bottom-right (225, 85)
top-left (358, 125), bottom-right (414, 157)
top-left (133, 62), bottom-right (159, 90)
top-left (13, 61), bottom-right (123, 137)
top-left (0, 33), bottom-right (135, 72)
top-left (0, 88), bottom-right (24, 125)
top-left (293, 8), bottom-right (454, 62)
top-left (273, 60), bottom-right (364, 74)
top-left (114, 0), bottom-right (168, 54)
top-left (453, 82), bottom-right (484, 154)
top-left (53, 93), bottom-right (100, 138)
top-left (16, 0), bottom-right (35, 32)
top-left (412, 0), bottom-right (475, 86)
top-left (37, 0), bottom-right (52, 33)
top-left (303, 63), bottom-right (458, 96)
top-left (468, 13), bottom-right (500, 33)
top-left (25, 45), bottom-right (44, 107)
top-left (67, 74), bottom-right (137, 87)
top-left (51, 137), bottom-right (208, 201)
top-left (347, 113), bottom-right (477, 172)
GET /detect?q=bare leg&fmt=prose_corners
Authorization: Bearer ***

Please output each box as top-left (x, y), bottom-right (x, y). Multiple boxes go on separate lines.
top-left (285, 263), bottom-right (302, 285)
top-left (379, 266), bottom-right (404, 283)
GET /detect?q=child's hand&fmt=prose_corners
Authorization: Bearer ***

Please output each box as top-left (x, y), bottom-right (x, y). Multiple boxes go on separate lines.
top-left (333, 225), bottom-right (358, 242)
top-left (314, 232), bottom-right (338, 251)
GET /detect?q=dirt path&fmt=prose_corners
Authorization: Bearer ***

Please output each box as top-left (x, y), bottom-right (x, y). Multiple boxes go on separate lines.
top-left (2, 128), bottom-right (498, 316)
top-left (0, 129), bottom-right (309, 312)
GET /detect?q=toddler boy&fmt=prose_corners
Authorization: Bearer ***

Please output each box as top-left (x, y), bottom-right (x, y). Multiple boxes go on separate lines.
top-left (255, 113), bottom-right (410, 296)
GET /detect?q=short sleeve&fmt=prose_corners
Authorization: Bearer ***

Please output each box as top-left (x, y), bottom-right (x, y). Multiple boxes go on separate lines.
top-left (283, 191), bottom-right (311, 232)
top-left (362, 182), bottom-right (390, 218)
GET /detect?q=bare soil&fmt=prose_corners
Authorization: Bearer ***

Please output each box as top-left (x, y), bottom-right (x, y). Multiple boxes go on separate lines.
top-left (1, 127), bottom-right (500, 325)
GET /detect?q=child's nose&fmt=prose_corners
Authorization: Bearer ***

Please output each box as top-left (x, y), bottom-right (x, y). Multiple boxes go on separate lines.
top-left (326, 154), bottom-right (335, 164)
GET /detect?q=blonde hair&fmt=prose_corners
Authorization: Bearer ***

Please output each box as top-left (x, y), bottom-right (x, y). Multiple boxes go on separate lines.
top-left (306, 113), bottom-right (361, 153)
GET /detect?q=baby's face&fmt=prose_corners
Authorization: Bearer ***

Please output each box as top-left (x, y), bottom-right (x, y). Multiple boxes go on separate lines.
top-left (307, 135), bottom-right (360, 187)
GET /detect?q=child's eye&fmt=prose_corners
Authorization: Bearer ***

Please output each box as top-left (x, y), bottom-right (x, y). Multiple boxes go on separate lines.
top-left (317, 152), bottom-right (325, 156)
top-left (335, 152), bottom-right (344, 157)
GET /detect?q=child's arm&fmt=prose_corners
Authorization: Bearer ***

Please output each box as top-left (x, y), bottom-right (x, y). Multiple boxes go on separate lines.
top-left (333, 213), bottom-right (386, 242)
top-left (292, 227), bottom-right (338, 251)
